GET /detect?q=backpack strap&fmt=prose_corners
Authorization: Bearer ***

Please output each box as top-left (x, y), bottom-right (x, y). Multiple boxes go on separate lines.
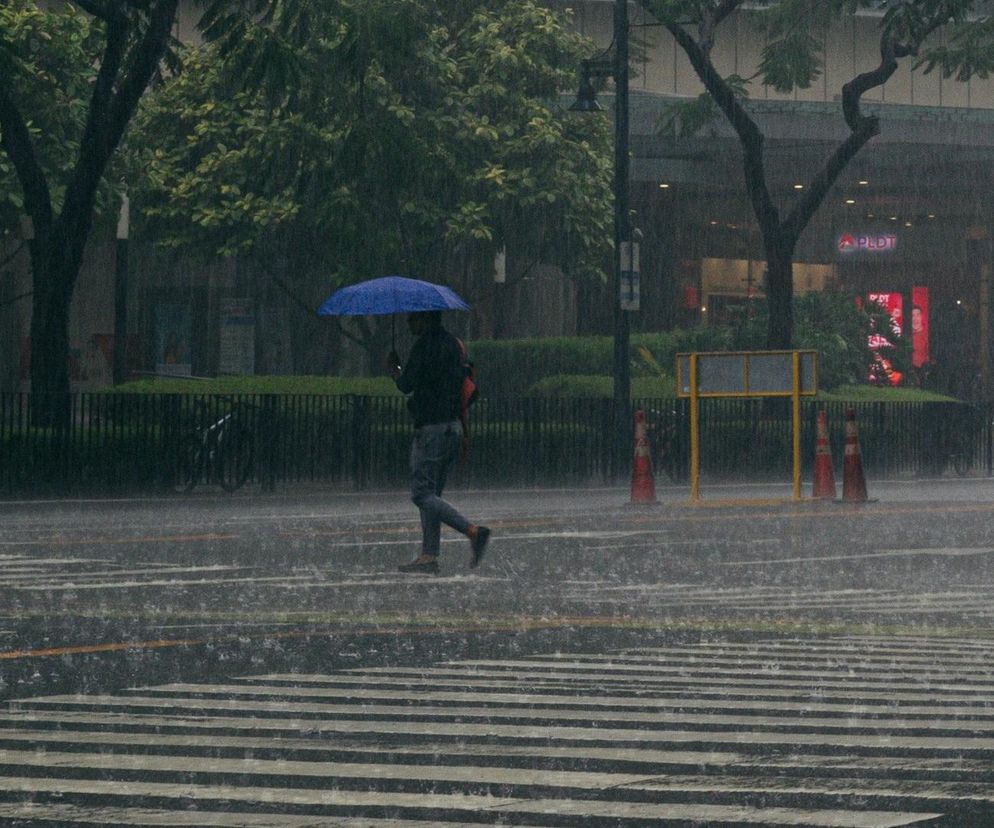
top-left (456, 338), bottom-right (474, 459)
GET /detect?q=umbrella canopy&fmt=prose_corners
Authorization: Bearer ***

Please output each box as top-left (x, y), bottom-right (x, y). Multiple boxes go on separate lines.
top-left (318, 276), bottom-right (470, 317)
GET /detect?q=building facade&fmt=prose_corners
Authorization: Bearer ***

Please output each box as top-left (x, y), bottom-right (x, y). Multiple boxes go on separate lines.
top-left (571, 0), bottom-right (994, 397)
top-left (4, 1), bottom-right (994, 393)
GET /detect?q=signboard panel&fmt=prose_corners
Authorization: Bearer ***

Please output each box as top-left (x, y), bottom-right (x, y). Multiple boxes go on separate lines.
top-left (620, 241), bottom-right (640, 311)
top-left (677, 350), bottom-right (817, 397)
top-left (747, 352), bottom-right (794, 393)
top-left (698, 354), bottom-right (745, 394)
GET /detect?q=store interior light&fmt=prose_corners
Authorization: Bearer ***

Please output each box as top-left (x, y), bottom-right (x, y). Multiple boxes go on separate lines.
top-left (793, 183), bottom-right (804, 190)
top-left (928, 213), bottom-right (936, 219)
top-left (890, 216), bottom-right (898, 221)
top-left (659, 183), bottom-right (670, 189)
top-left (845, 199), bottom-right (856, 205)
top-left (858, 180), bottom-right (869, 186)
top-left (905, 221), bottom-right (912, 227)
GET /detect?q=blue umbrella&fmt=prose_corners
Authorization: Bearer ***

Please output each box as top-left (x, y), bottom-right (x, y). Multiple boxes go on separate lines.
top-left (318, 276), bottom-right (470, 317)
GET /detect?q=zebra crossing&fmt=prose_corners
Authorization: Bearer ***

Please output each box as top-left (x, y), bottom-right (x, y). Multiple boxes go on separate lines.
top-left (0, 635), bottom-right (992, 825)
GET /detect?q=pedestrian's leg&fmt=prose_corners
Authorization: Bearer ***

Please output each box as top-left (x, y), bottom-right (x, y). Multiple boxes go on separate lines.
top-left (420, 503), bottom-right (441, 556)
top-left (398, 429), bottom-right (445, 574)
top-left (410, 424), bottom-right (470, 535)
top-left (418, 444), bottom-right (451, 554)
top-left (399, 423), bottom-right (491, 572)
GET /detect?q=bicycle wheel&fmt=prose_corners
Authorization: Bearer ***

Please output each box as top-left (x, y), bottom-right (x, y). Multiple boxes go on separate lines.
top-left (218, 426), bottom-right (254, 491)
top-left (171, 434), bottom-right (203, 493)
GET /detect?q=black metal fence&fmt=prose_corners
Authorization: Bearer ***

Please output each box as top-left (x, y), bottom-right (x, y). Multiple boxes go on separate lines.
top-left (0, 393), bottom-right (990, 495)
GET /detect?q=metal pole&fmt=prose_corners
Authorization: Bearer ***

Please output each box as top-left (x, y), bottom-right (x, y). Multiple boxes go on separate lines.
top-left (113, 193), bottom-right (130, 386)
top-left (980, 261), bottom-right (991, 400)
top-left (792, 351), bottom-right (801, 500)
top-left (613, 0), bottom-right (631, 478)
top-left (690, 353), bottom-right (700, 502)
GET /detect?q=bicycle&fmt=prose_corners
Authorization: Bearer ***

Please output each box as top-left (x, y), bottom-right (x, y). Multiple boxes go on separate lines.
top-left (942, 406), bottom-right (985, 477)
top-left (170, 399), bottom-right (256, 493)
top-left (645, 408), bottom-right (682, 483)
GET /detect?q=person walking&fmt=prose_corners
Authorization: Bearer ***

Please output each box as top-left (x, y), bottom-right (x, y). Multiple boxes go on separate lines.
top-left (386, 311), bottom-right (490, 574)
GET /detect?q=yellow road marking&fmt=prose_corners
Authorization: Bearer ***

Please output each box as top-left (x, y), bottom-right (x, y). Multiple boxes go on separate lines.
top-left (6, 614), bottom-right (994, 661)
top-left (0, 638), bottom-right (205, 659)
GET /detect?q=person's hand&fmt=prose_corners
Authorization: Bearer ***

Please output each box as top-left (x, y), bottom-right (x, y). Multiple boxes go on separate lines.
top-left (384, 350), bottom-right (402, 377)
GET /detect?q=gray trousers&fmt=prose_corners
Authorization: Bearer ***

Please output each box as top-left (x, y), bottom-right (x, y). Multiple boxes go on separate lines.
top-left (410, 421), bottom-right (469, 554)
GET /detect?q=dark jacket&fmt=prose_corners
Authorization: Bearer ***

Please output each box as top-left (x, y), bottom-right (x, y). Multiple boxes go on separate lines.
top-left (395, 327), bottom-right (463, 427)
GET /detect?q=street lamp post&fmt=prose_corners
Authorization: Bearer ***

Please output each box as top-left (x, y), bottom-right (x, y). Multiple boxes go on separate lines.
top-left (612, 0), bottom-right (631, 477)
top-left (570, 0), bottom-right (633, 478)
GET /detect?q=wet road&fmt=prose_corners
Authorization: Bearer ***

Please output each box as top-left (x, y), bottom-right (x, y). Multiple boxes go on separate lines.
top-left (1, 480), bottom-right (994, 824)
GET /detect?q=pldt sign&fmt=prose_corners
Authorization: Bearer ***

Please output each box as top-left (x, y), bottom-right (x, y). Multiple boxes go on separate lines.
top-left (837, 232), bottom-right (898, 253)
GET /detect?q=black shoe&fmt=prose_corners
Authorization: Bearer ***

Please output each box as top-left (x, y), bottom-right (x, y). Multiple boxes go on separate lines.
top-left (398, 557), bottom-right (439, 574)
top-left (469, 526), bottom-right (491, 568)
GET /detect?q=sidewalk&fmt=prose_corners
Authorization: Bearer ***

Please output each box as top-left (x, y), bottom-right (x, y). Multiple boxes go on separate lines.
top-left (4, 475), bottom-right (993, 523)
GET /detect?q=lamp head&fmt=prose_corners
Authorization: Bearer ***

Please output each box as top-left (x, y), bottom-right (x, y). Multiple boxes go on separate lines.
top-left (568, 62), bottom-right (604, 112)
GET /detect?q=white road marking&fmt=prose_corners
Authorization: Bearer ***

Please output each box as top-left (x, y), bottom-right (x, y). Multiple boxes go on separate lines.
top-left (240, 670), bottom-right (994, 704)
top-left (3, 708), bottom-right (994, 751)
top-left (11, 574), bottom-right (316, 592)
top-left (143, 680), bottom-right (994, 718)
top-left (440, 657), bottom-right (994, 690)
top-left (0, 805), bottom-right (517, 828)
top-left (0, 777), bottom-right (941, 826)
top-left (18, 691), bottom-right (994, 734)
top-left (722, 547), bottom-right (994, 566)
top-left (0, 635), bottom-right (990, 825)
top-left (0, 748), bottom-right (656, 789)
top-left (0, 564), bottom-right (247, 586)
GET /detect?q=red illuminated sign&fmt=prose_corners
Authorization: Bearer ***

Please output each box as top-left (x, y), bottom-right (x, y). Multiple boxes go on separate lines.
top-left (838, 232), bottom-right (897, 253)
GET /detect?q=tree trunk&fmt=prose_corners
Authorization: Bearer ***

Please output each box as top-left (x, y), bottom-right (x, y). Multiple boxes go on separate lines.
top-left (764, 236), bottom-right (794, 350)
top-left (29, 285), bottom-right (71, 426)
top-left (29, 229), bottom-right (83, 426)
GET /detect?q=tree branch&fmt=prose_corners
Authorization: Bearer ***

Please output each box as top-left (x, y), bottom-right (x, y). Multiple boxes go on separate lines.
top-left (503, 257), bottom-right (540, 291)
top-left (699, 0), bottom-right (743, 55)
top-left (58, 0), bottom-right (178, 303)
top-left (58, 5), bottom-right (131, 248)
top-left (0, 85), bottom-right (54, 232)
top-left (333, 318), bottom-right (366, 349)
top-left (108, 0), bottom-right (180, 146)
top-left (787, 7), bottom-right (952, 243)
top-left (72, 0), bottom-right (115, 22)
top-left (782, 122), bottom-right (878, 242)
top-left (666, 20), bottom-right (780, 237)
top-left (0, 240), bottom-right (26, 270)
top-left (840, 39), bottom-right (897, 132)
top-left (266, 269), bottom-right (321, 318)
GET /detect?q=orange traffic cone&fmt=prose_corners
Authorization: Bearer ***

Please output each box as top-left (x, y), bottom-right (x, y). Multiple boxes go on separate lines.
top-left (631, 409), bottom-right (657, 503)
top-left (842, 407), bottom-right (868, 502)
top-left (811, 409), bottom-right (836, 499)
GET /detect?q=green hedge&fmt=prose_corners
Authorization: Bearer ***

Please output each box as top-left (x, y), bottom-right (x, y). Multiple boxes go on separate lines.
top-left (115, 375), bottom-right (402, 396)
top-left (526, 374), bottom-right (953, 402)
top-left (467, 330), bottom-right (727, 398)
